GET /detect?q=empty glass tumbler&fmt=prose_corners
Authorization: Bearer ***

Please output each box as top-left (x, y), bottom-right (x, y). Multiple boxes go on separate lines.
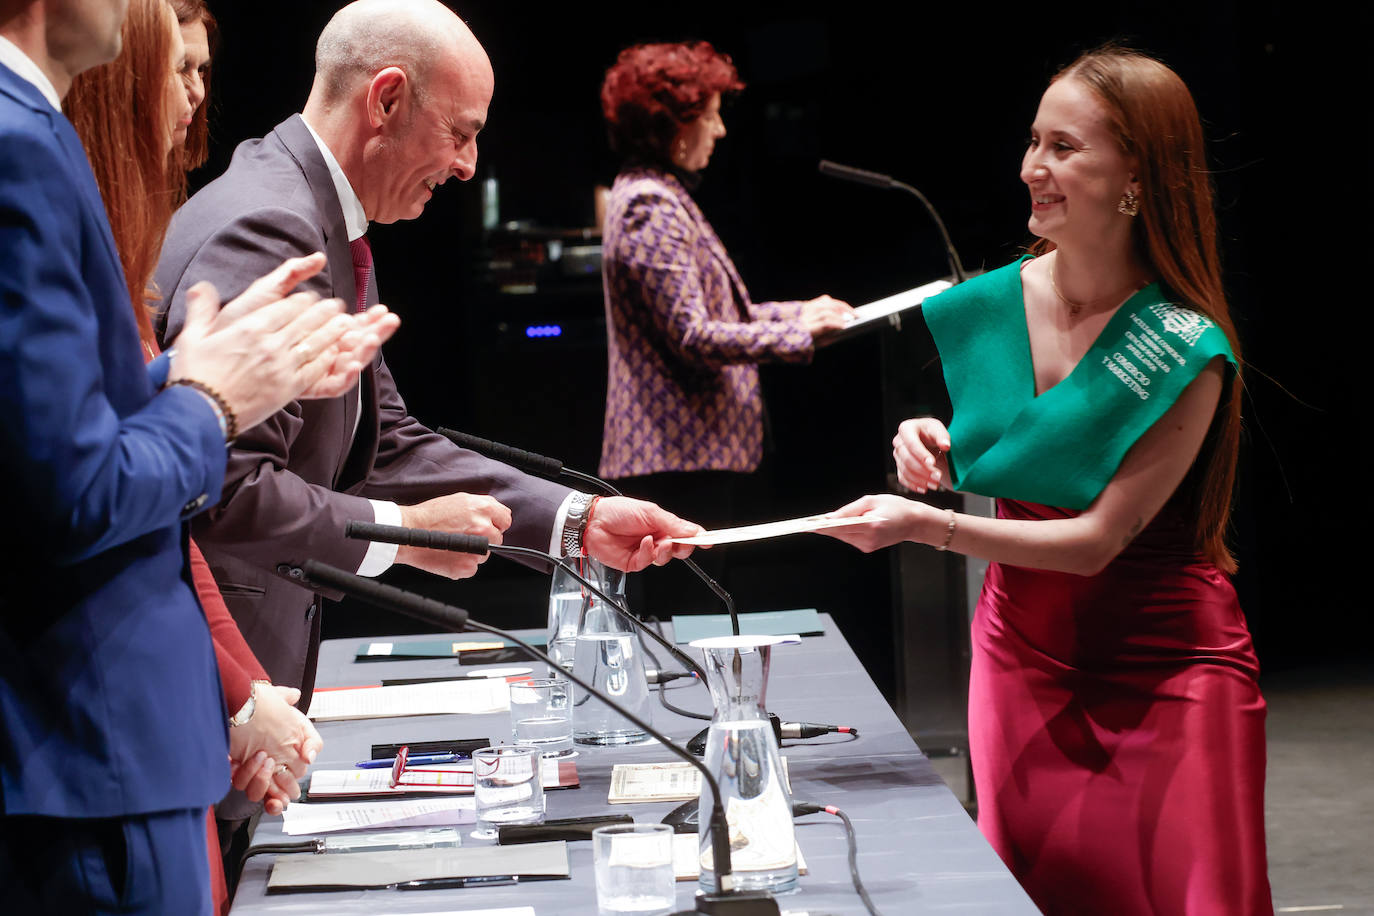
top-left (471, 745), bottom-right (544, 840)
top-left (593, 823), bottom-right (676, 916)
top-left (509, 677), bottom-right (574, 758)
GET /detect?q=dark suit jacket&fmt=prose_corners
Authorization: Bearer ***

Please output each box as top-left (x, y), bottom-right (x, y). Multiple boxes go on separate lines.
top-left (0, 61), bottom-right (229, 818)
top-left (155, 115), bottom-right (570, 702)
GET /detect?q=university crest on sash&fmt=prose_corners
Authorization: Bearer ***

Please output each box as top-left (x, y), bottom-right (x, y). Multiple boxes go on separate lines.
top-left (1148, 303), bottom-right (1214, 347)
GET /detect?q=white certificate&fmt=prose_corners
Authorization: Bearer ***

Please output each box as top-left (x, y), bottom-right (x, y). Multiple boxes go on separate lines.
top-left (666, 514), bottom-right (883, 546)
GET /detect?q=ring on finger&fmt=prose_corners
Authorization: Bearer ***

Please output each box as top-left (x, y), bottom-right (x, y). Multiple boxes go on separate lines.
top-left (291, 343), bottom-right (313, 368)
top-left (276, 764), bottom-right (290, 775)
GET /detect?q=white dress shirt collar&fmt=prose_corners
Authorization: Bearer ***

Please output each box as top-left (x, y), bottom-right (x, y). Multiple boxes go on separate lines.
top-left (300, 115), bottom-right (368, 242)
top-left (0, 36), bottom-right (61, 111)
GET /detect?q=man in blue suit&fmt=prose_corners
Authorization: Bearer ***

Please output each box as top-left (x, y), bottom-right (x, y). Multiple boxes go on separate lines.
top-left (0, 1), bottom-right (391, 910)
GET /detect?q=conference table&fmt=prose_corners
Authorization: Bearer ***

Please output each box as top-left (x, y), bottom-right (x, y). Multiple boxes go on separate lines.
top-left (229, 615), bottom-right (1038, 914)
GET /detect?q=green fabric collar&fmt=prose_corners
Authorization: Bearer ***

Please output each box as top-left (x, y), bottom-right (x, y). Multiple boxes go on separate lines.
top-left (923, 256), bottom-right (1235, 509)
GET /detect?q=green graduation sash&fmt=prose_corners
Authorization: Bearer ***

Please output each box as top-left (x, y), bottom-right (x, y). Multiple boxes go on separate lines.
top-left (922, 256), bottom-right (1236, 509)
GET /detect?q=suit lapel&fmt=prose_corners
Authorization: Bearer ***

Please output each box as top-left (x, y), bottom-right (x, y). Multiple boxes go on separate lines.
top-left (272, 115), bottom-right (376, 486)
top-left (274, 116), bottom-right (359, 310)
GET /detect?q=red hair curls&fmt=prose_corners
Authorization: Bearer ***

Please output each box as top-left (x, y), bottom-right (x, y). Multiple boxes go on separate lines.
top-left (600, 40), bottom-right (744, 166)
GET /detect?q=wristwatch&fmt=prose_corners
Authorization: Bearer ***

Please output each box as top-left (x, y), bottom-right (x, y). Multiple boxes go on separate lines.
top-left (228, 680), bottom-right (271, 727)
top-left (560, 493), bottom-right (599, 557)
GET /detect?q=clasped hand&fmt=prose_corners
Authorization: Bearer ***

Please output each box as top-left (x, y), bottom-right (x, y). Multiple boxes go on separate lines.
top-left (228, 684), bottom-right (323, 816)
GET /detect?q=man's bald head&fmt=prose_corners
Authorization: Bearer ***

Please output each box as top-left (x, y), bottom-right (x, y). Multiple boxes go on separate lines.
top-left (303, 0), bottom-right (493, 224)
top-left (311, 0), bottom-right (485, 108)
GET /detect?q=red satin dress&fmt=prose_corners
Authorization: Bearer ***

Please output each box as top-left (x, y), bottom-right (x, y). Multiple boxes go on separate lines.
top-left (968, 498), bottom-right (1272, 915)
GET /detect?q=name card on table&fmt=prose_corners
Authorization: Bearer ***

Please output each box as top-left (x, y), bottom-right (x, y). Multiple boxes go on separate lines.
top-left (607, 759), bottom-right (789, 804)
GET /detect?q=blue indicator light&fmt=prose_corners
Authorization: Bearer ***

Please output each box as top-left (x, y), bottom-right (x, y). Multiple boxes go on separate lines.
top-left (524, 324), bottom-right (563, 338)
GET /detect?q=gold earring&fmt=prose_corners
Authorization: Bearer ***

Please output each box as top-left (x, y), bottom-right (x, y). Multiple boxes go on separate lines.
top-left (1118, 188), bottom-right (1140, 217)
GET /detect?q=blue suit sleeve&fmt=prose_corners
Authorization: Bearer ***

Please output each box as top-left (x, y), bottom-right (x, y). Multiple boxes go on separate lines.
top-left (0, 119), bottom-right (226, 565)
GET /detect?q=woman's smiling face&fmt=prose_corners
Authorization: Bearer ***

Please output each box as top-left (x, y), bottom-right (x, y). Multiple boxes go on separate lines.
top-left (1020, 77), bottom-right (1137, 247)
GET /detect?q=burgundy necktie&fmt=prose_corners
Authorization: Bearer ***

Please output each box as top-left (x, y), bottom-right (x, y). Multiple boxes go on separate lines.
top-left (349, 235), bottom-right (373, 313)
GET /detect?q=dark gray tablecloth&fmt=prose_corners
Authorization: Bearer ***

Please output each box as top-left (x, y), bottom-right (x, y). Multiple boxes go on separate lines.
top-left (229, 615), bottom-right (1037, 914)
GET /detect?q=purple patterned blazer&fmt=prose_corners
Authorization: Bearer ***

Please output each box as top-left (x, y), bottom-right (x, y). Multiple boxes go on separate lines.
top-left (599, 167), bottom-right (813, 478)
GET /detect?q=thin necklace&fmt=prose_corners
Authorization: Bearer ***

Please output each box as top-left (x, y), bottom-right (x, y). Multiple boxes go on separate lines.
top-left (1050, 263), bottom-right (1141, 317)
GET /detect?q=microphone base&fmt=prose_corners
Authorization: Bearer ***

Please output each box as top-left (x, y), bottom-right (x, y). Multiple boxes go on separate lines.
top-left (689, 714), bottom-right (784, 756)
top-left (689, 889), bottom-right (781, 915)
top-left (662, 798), bottom-right (699, 833)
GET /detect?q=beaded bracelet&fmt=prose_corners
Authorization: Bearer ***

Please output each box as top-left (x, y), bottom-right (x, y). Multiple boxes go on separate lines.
top-left (166, 378), bottom-right (239, 443)
top-left (934, 508), bottom-right (957, 551)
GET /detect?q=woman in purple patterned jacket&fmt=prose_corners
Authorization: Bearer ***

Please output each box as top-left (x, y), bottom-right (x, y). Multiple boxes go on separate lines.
top-left (597, 41), bottom-right (851, 561)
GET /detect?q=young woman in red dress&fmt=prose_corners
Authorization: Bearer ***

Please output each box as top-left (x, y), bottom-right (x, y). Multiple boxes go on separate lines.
top-left (826, 47), bottom-right (1271, 915)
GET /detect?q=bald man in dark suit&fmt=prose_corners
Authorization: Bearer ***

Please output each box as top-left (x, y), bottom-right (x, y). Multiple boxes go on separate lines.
top-left (157, 0), bottom-right (700, 714)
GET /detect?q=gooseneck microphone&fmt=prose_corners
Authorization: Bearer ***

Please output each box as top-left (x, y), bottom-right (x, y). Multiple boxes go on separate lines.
top-left (297, 559), bottom-right (778, 914)
top-left (343, 520), bottom-right (710, 686)
top-left (347, 520), bottom-right (861, 741)
top-left (817, 159), bottom-right (968, 284)
top-left (430, 430), bottom-right (565, 481)
top-left (436, 427), bottom-right (740, 636)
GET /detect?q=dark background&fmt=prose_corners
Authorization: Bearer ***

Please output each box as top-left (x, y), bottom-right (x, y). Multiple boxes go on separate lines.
top-left (196, 1), bottom-right (1364, 700)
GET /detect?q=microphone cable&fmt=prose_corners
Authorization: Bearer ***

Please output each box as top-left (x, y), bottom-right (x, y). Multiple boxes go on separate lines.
top-left (792, 801), bottom-right (883, 916)
top-left (641, 615), bottom-right (712, 722)
top-left (235, 838), bottom-right (324, 885)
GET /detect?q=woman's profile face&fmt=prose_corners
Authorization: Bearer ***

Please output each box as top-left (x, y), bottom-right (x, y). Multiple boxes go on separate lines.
top-left (672, 91), bottom-right (725, 173)
top-left (163, 10), bottom-right (194, 153)
top-left (1019, 77), bottom-right (1137, 248)
top-left (178, 18), bottom-right (210, 117)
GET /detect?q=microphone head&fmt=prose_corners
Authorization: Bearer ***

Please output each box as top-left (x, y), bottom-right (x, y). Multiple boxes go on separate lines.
top-left (817, 158), bottom-right (895, 189)
top-left (344, 520), bottom-right (490, 555)
top-left (436, 427), bottom-right (563, 479)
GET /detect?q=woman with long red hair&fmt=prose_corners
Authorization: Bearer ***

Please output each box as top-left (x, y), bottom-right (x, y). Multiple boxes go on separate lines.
top-left (65, 3), bottom-right (341, 911)
top-left (826, 46), bottom-right (1270, 914)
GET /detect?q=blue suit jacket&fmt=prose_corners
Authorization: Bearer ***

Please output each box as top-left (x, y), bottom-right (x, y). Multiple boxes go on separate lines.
top-left (0, 61), bottom-right (230, 817)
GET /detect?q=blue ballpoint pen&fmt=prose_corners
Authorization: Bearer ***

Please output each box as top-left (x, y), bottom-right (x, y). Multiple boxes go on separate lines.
top-left (355, 752), bottom-right (466, 769)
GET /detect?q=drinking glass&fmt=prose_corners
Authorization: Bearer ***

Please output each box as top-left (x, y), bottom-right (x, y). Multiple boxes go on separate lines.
top-left (509, 677), bottom-right (574, 758)
top-left (593, 823), bottom-right (676, 916)
top-left (471, 745), bottom-right (544, 840)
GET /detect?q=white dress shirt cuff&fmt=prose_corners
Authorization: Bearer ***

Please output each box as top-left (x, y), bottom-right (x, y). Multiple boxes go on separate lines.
top-left (357, 500), bottom-right (403, 576)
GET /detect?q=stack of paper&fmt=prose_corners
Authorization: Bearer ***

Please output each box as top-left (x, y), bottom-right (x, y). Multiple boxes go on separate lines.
top-left (280, 797), bottom-right (476, 835)
top-left (670, 834), bottom-right (807, 880)
top-left (305, 678), bottom-right (510, 721)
